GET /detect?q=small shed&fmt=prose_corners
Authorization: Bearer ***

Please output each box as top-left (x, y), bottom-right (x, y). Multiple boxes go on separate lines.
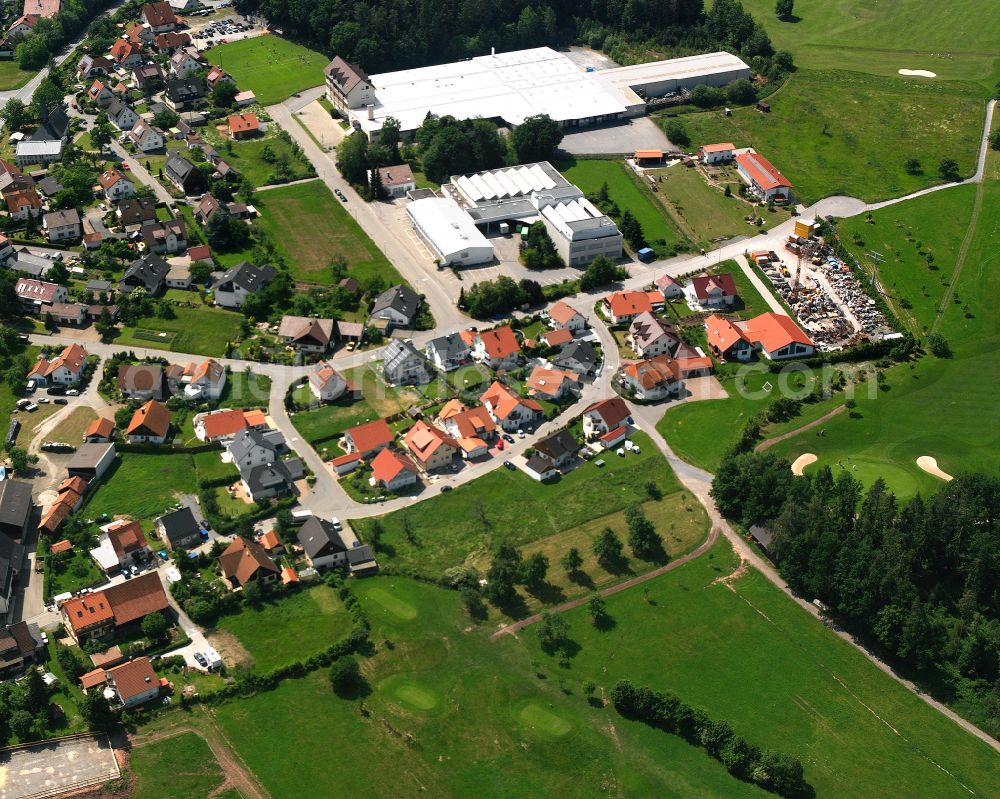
top-left (633, 149), bottom-right (664, 166)
top-left (749, 524), bottom-right (773, 553)
top-left (756, 101), bottom-right (771, 113)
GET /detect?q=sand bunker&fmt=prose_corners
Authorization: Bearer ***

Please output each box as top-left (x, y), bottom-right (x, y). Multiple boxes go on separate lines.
top-left (899, 68), bottom-right (937, 78)
top-left (916, 456), bottom-right (953, 481)
top-left (791, 453), bottom-right (817, 476)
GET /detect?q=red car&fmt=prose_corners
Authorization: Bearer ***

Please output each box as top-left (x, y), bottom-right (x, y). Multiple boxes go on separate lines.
top-left (496, 439), bottom-right (504, 450)
top-left (121, 162), bottom-right (131, 170)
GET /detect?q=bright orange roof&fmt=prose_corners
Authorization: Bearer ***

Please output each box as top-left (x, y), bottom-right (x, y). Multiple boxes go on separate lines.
top-left (634, 149), bottom-right (663, 159)
top-left (370, 448), bottom-right (417, 483)
top-left (227, 113), bottom-right (259, 134)
top-left (604, 291), bottom-right (653, 318)
top-left (243, 409), bottom-right (267, 427)
top-left (84, 417), bottom-right (114, 439)
top-left (403, 420), bottom-right (456, 464)
top-left (736, 151), bottom-right (792, 191)
top-left (329, 451), bottom-right (361, 466)
top-left (345, 418), bottom-right (393, 455)
top-left (126, 399), bottom-right (170, 438)
top-left (526, 367), bottom-right (578, 396)
top-left (476, 326), bottom-right (519, 360)
top-left (437, 399), bottom-right (467, 420)
top-left (705, 314), bottom-right (746, 353)
top-left (200, 408), bottom-right (247, 440)
top-left (50, 539), bottom-right (73, 554)
top-left (740, 312), bottom-right (813, 352)
top-left (259, 530), bottom-right (281, 550)
top-left (623, 356), bottom-right (681, 390)
top-left (281, 566), bottom-right (299, 584)
top-left (63, 593), bottom-right (114, 631)
top-left (542, 328), bottom-right (573, 347)
top-left (480, 381), bottom-right (542, 419)
top-left (700, 142), bottom-right (735, 153)
top-left (548, 300), bottom-right (581, 326)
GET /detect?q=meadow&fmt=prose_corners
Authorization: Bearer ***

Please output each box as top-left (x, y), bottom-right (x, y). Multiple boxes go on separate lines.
top-left (215, 585), bottom-right (352, 672)
top-left (82, 453), bottom-right (197, 525)
top-left (203, 130), bottom-right (315, 187)
top-left (556, 158), bottom-right (686, 255)
top-left (205, 36), bottom-right (330, 106)
top-left (130, 731), bottom-right (237, 799)
top-left (116, 306), bottom-right (244, 356)
top-left (667, 69), bottom-right (987, 203)
top-left (252, 179), bottom-right (403, 287)
top-left (138, 558), bottom-right (1000, 798)
top-left (352, 432), bottom-right (709, 581)
top-left (648, 164), bottom-right (790, 246)
top-left (741, 0), bottom-right (1000, 85)
top-left (0, 60), bottom-right (33, 91)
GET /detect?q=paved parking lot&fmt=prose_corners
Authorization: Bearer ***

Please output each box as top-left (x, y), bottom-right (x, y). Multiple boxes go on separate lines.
top-left (561, 117), bottom-right (671, 155)
top-left (0, 735), bottom-right (119, 799)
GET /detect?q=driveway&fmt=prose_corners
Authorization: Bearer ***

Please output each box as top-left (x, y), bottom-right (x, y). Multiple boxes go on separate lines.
top-left (561, 117), bottom-right (672, 155)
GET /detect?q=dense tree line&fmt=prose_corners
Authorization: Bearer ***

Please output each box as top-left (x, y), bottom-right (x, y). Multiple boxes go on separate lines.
top-left (12, 0), bottom-right (138, 70)
top-left (458, 275), bottom-right (545, 318)
top-left (712, 451), bottom-right (1000, 736)
top-left (237, 0), bottom-right (785, 79)
top-left (612, 679), bottom-right (810, 797)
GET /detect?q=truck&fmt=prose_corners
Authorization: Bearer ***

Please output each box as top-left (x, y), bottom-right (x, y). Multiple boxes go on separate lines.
top-left (636, 247), bottom-right (656, 263)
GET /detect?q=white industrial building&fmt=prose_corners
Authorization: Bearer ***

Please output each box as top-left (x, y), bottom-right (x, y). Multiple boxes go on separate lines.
top-left (406, 197), bottom-right (495, 266)
top-left (327, 47), bottom-right (750, 141)
top-left (441, 161), bottom-right (622, 267)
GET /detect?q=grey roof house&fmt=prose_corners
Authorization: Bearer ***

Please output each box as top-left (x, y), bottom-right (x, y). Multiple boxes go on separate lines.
top-left (369, 284), bottom-right (420, 331)
top-left (156, 506), bottom-right (201, 550)
top-left (553, 339), bottom-right (601, 376)
top-left (164, 153), bottom-right (199, 192)
top-left (0, 480), bottom-right (33, 540)
top-left (119, 253), bottom-right (170, 295)
top-left (424, 332), bottom-right (470, 371)
top-left (382, 339), bottom-right (433, 386)
top-left (297, 516), bottom-right (348, 570)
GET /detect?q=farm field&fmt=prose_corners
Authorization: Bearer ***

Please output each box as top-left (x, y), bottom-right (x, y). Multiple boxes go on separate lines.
top-left (667, 69), bottom-right (987, 203)
top-left (556, 158), bottom-right (686, 256)
top-left (252, 180), bottom-right (402, 287)
top-left (351, 432), bottom-right (708, 582)
top-left (136, 561), bottom-right (1000, 799)
top-left (116, 306), bottom-right (243, 356)
top-left (215, 585), bottom-right (352, 672)
top-left (83, 453), bottom-right (197, 525)
top-left (768, 174), bottom-right (1000, 497)
top-left (131, 731), bottom-right (238, 799)
top-left (647, 164), bottom-right (790, 246)
top-left (741, 0), bottom-right (1000, 84)
top-left (205, 36), bottom-right (329, 106)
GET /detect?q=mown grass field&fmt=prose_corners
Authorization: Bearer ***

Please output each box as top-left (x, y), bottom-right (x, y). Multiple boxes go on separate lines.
top-left (116, 306), bottom-right (243, 356)
top-left (667, 69), bottom-right (987, 203)
top-left (0, 60), bottom-right (33, 91)
top-left (741, 0), bottom-right (1000, 84)
top-left (84, 453), bottom-right (197, 525)
top-left (131, 731), bottom-right (237, 799)
top-left (253, 179), bottom-right (402, 287)
top-left (205, 36), bottom-right (329, 106)
top-left (647, 164), bottom-right (790, 246)
top-left (352, 432), bottom-right (708, 581)
top-left (47, 407), bottom-right (98, 445)
top-left (203, 130), bottom-right (315, 187)
top-left (556, 158), bottom-right (686, 255)
top-left (220, 370), bottom-right (272, 409)
top-left (137, 558), bottom-right (1000, 799)
top-left (215, 585), bottom-right (352, 672)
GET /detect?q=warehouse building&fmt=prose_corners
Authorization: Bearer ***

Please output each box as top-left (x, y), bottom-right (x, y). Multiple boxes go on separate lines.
top-left (441, 161), bottom-right (622, 267)
top-left (406, 197), bottom-right (495, 266)
top-left (328, 47), bottom-right (749, 141)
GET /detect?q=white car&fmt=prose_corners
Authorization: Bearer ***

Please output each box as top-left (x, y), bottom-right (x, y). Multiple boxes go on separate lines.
top-left (66, 389), bottom-right (79, 396)
top-left (517, 429), bottom-right (525, 439)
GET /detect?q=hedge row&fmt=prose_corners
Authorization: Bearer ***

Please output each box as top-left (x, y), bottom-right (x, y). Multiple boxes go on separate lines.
top-left (611, 680), bottom-right (810, 798)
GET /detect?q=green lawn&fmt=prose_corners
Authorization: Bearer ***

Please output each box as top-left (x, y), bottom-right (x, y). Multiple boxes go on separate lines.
top-left (648, 164), bottom-right (790, 246)
top-left (202, 130), bottom-right (315, 187)
top-left (131, 731), bottom-right (234, 799)
top-left (740, 0), bottom-right (1000, 85)
top-left (0, 60), bottom-right (33, 91)
top-left (290, 396), bottom-right (380, 447)
top-left (667, 69), bottom-right (987, 203)
top-left (205, 36), bottom-right (329, 106)
top-left (116, 305), bottom-right (244, 356)
top-left (179, 562), bottom-right (1000, 799)
top-left (83, 453), bottom-right (198, 525)
top-left (556, 158), bottom-right (686, 256)
top-left (220, 369), bottom-right (272, 409)
top-left (708, 259), bottom-right (774, 318)
top-left (193, 449), bottom-right (240, 483)
top-left (215, 585), bottom-right (352, 672)
top-left (251, 179), bottom-right (401, 287)
top-left (352, 432), bottom-right (706, 580)
top-left (47, 548), bottom-right (104, 597)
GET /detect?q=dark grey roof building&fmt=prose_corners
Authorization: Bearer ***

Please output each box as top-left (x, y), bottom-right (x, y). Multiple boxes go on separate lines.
top-left (156, 506), bottom-right (201, 550)
top-left (0, 480), bottom-right (33, 540)
top-left (120, 253), bottom-right (170, 295)
top-left (369, 284), bottom-right (420, 329)
top-left (553, 339), bottom-right (601, 376)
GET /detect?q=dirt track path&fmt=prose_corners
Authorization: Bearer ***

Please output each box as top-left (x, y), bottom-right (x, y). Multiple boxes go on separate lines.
top-left (755, 404), bottom-right (846, 452)
top-left (129, 707), bottom-right (271, 799)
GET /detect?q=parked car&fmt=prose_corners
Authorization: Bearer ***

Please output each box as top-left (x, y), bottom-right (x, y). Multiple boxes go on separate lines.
top-left (503, 460), bottom-right (516, 471)
top-left (53, 398), bottom-right (68, 405)
top-left (121, 569), bottom-right (131, 579)
top-left (66, 389), bottom-right (79, 396)
top-left (193, 651), bottom-right (208, 668)
top-left (441, 485), bottom-right (453, 492)
top-left (130, 564), bottom-right (140, 576)
top-left (502, 434), bottom-right (515, 444)
top-left (47, 386), bottom-right (65, 396)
